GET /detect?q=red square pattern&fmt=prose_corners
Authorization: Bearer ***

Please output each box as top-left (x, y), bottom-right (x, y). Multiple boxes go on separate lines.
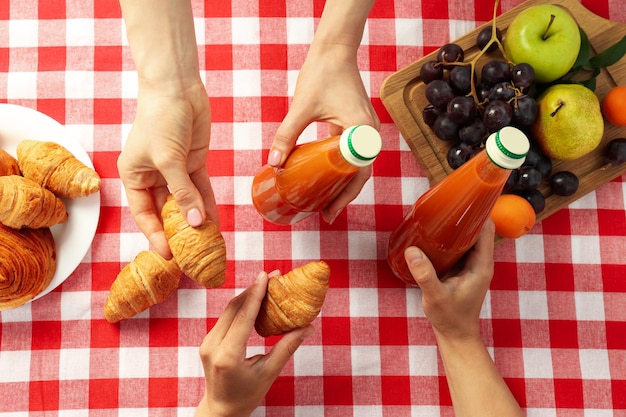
top-left (369, 0), bottom-right (395, 18)
top-left (203, 0), bottom-right (232, 17)
top-left (94, 0), bottom-right (121, 18)
top-left (93, 98), bottom-right (122, 124)
top-left (321, 317), bottom-right (351, 345)
top-left (149, 318), bottom-right (179, 347)
top-left (91, 262), bottom-right (122, 291)
top-left (602, 265), bottom-right (626, 291)
top-left (613, 380), bottom-right (626, 409)
top-left (323, 376), bottom-right (354, 405)
top-left (265, 376), bottom-right (295, 406)
top-left (90, 320), bottom-right (121, 348)
top-left (31, 321), bottom-right (61, 350)
top-left (492, 319), bottom-right (523, 347)
top-left (259, 0), bottom-right (286, 17)
top-left (545, 264), bottom-right (575, 291)
top-left (205, 45), bottom-right (233, 70)
top-left (369, 45), bottom-right (398, 72)
top-left (549, 320), bottom-right (579, 348)
top-left (94, 46), bottom-right (123, 71)
top-left (506, 378), bottom-right (527, 408)
top-left (29, 380), bottom-right (59, 411)
top-left (38, 0), bottom-right (65, 19)
top-left (606, 321), bottom-right (626, 350)
top-left (36, 99), bottom-right (65, 125)
top-left (148, 377), bottom-right (178, 407)
top-left (378, 317), bottom-right (409, 345)
top-left (541, 209), bottom-right (571, 235)
top-left (89, 378), bottom-right (119, 409)
top-left (261, 96), bottom-right (288, 122)
top-left (97, 206), bottom-right (121, 234)
top-left (554, 379), bottom-right (584, 409)
top-left (491, 262), bottom-right (518, 290)
top-left (37, 47), bottom-right (65, 71)
top-left (598, 209), bottom-right (626, 236)
top-left (210, 97), bottom-right (234, 122)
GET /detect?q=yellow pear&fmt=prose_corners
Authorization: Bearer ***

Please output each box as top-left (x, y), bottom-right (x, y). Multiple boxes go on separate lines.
top-left (531, 84), bottom-right (604, 160)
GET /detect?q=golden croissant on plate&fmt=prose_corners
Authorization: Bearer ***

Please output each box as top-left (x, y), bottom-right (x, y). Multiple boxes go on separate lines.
top-left (255, 261), bottom-right (330, 337)
top-left (0, 222), bottom-right (56, 310)
top-left (162, 195), bottom-right (227, 288)
top-left (0, 175), bottom-right (68, 229)
top-left (0, 149), bottom-right (20, 176)
top-left (17, 139), bottom-right (100, 198)
top-left (104, 250), bottom-right (182, 323)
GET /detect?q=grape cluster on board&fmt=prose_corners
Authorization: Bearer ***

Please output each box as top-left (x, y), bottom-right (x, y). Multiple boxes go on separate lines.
top-left (420, 27), bottom-right (583, 214)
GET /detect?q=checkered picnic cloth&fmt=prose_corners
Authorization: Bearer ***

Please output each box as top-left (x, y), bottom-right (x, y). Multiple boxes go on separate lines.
top-left (1, 0), bottom-right (625, 416)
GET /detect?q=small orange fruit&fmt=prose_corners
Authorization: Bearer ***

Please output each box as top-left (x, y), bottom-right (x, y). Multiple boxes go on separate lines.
top-left (490, 194), bottom-right (536, 239)
top-left (602, 86), bottom-right (626, 126)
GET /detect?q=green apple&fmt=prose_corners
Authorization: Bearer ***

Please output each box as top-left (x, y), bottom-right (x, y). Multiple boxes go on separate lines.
top-left (531, 84), bottom-right (604, 160)
top-left (504, 5), bottom-right (581, 84)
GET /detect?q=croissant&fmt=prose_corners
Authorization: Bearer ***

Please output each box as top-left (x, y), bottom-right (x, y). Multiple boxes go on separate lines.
top-left (0, 175), bottom-right (68, 229)
top-left (0, 149), bottom-right (20, 176)
top-left (0, 223), bottom-right (56, 310)
top-left (162, 195), bottom-right (227, 288)
top-left (104, 250), bottom-right (182, 323)
top-left (16, 139), bottom-right (101, 198)
top-left (255, 261), bottom-right (330, 337)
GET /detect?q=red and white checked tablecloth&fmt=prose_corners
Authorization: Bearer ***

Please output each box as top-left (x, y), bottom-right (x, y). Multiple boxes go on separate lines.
top-left (1, 0), bottom-right (625, 416)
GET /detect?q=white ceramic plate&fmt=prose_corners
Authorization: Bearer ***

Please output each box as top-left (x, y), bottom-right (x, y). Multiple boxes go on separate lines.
top-left (0, 103), bottom-right (100, 305)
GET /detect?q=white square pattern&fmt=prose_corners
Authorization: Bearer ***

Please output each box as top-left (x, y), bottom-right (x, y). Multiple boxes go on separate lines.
top-left (0, 350), bottom-right (31, 382)
top-left (571, 235), bottom-right (601, 264)
top-left (395, 18), bottom-right (423, 46)
top-left (522, 348), bottom-right (553, 378)
top-left (351, 345), bottom-right (381, 376)
top-left (231, 17), bottom-right (260, 44)
top-left (515, 234), bottom-right (545, 263)
top-left (293, 345), bottom-right (324, 376)
top-left (291, 231), bottom-right (321, 260)
top-left (6, 72), bottom-right (38, 99)
top-left (408, 345), bottom-right (439, 376)
top-left (9, 20), bottom-right (38, 47)
top-left (286, 17), bottom-right (314, 44)
top-left (66, 18), bottom-right (95, 47)
top-left (579, 349), bottom-right (611, 379)
top-left (348, 231), bottom-right (377, 260)
top-left (234, 231), bottom-right (265, 260)
top-left (177, 347), bottom-right (204, 378)
top-left (61, 291), bottom-right (92, 321)
top-left (575, 292), bottom-right (605, 321)
top-left (518, 291), bottom-right (549, 320)
top-left (233, 122), bottom-right (263, 150)
top-left (118, 347), bottom-right (150, 379)
top-left (59, 348), bottom-right (90, 380)
top-left (232, 70), bottom-right (261, 97)
top-left (350, 288), bottom-right (379, 317)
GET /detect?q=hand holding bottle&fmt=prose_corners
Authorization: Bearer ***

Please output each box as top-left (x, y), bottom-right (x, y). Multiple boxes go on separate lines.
top-left (405, 219), bottom-right (525, 417)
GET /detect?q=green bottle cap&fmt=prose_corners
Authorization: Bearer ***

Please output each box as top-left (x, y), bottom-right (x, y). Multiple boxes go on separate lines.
top-left (486, 126), bottom-right (530, 169)
top-left (339, 125), bottom-right (382, 167)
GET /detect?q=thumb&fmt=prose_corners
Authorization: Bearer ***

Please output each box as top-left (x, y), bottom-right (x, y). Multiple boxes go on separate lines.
top-left (404, 247), bottom-right (442, 295)
top-left (160, 163), bottom-right (206, 227)
top-left (262, 325), bottom-right (314, 376)
top-left (269, 105), bottom-right (313, 167)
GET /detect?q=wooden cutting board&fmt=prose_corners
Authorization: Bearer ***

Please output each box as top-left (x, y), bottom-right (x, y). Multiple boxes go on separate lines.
top-left (380, 0), bottom-right (626, 227)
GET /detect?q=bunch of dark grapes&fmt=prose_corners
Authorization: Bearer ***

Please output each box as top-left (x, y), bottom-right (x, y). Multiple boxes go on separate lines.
top-left (420, 39), bottom-right (539, 171)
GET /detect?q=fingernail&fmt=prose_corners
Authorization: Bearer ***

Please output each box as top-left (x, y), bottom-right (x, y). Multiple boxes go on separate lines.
top-left (328, 208), bottom-right (342, 225)
top-left (186, 208), bottom-right (203, 227)
top-left (268, 150), bottom-right (283, 166)
top-left (256, 271), bottom-right (268, 284)
top-left (405, 247), bottom-right (423, 266)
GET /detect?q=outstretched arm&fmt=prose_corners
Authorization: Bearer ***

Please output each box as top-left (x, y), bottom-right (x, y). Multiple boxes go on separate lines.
top-left (405, 220), bottom-right (525, 417)
top-left (271, 0), bottom-right (380, 224)
top-left (117, 0), bottom-right (216, 258)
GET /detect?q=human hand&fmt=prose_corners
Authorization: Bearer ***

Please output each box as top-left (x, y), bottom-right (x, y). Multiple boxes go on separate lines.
top-left (117, 81), bottom-right (218, 259)
top-left (195, 271), bottom-right (314, 417)
top-left (404, 219), bottom-right (496, 342)
top-left (270, 45), bottom-right (380, 224)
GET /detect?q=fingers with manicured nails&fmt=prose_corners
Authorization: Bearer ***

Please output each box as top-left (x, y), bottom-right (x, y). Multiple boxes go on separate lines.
top-left (207, 272), bottom-right (268, 347)
top-left (271, 105), bottom-right (314, 167)
top-left (189, 167), bottom-right (220, 226)
top-left (124, 187), bottom-right (172, 259)
top-left (321, 167), bottom-right (372, 224)
top-left (220, 272), bottom-right (269, 351)
top-left (405, 246), bottom-right (441, 295)
top-left (262, 325), bottom-right (314, 378)
top-left (159, 162), bottom-right (207, 228)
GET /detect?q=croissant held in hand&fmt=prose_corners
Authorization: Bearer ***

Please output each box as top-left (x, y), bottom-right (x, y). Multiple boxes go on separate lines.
top-left (0, 175), bottom-right (68, 229)
top-left (162, 195), bottom-right (226, 288)
top-left (17, 139), bottom-right (100, 198)
top-left (104, 250), bottom-right (182, 323)
top-left (0, 149), bottom-right (20, 176)
top-left (255, 261), bottom-right (330, 337)
top-left (0, 223), bottom-right (56, 310)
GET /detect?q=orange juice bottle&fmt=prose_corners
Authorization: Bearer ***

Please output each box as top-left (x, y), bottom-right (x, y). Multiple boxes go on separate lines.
top-left (387, 126), bottom-right (530, 284)
top-left (251, 125), bottom-right (382, 225)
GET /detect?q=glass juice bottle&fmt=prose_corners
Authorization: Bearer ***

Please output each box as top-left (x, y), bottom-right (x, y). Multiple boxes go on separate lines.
top-left (251, 125), bottom-right (382, 225)
top-left (386, 126), bottom-right (530, 285)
